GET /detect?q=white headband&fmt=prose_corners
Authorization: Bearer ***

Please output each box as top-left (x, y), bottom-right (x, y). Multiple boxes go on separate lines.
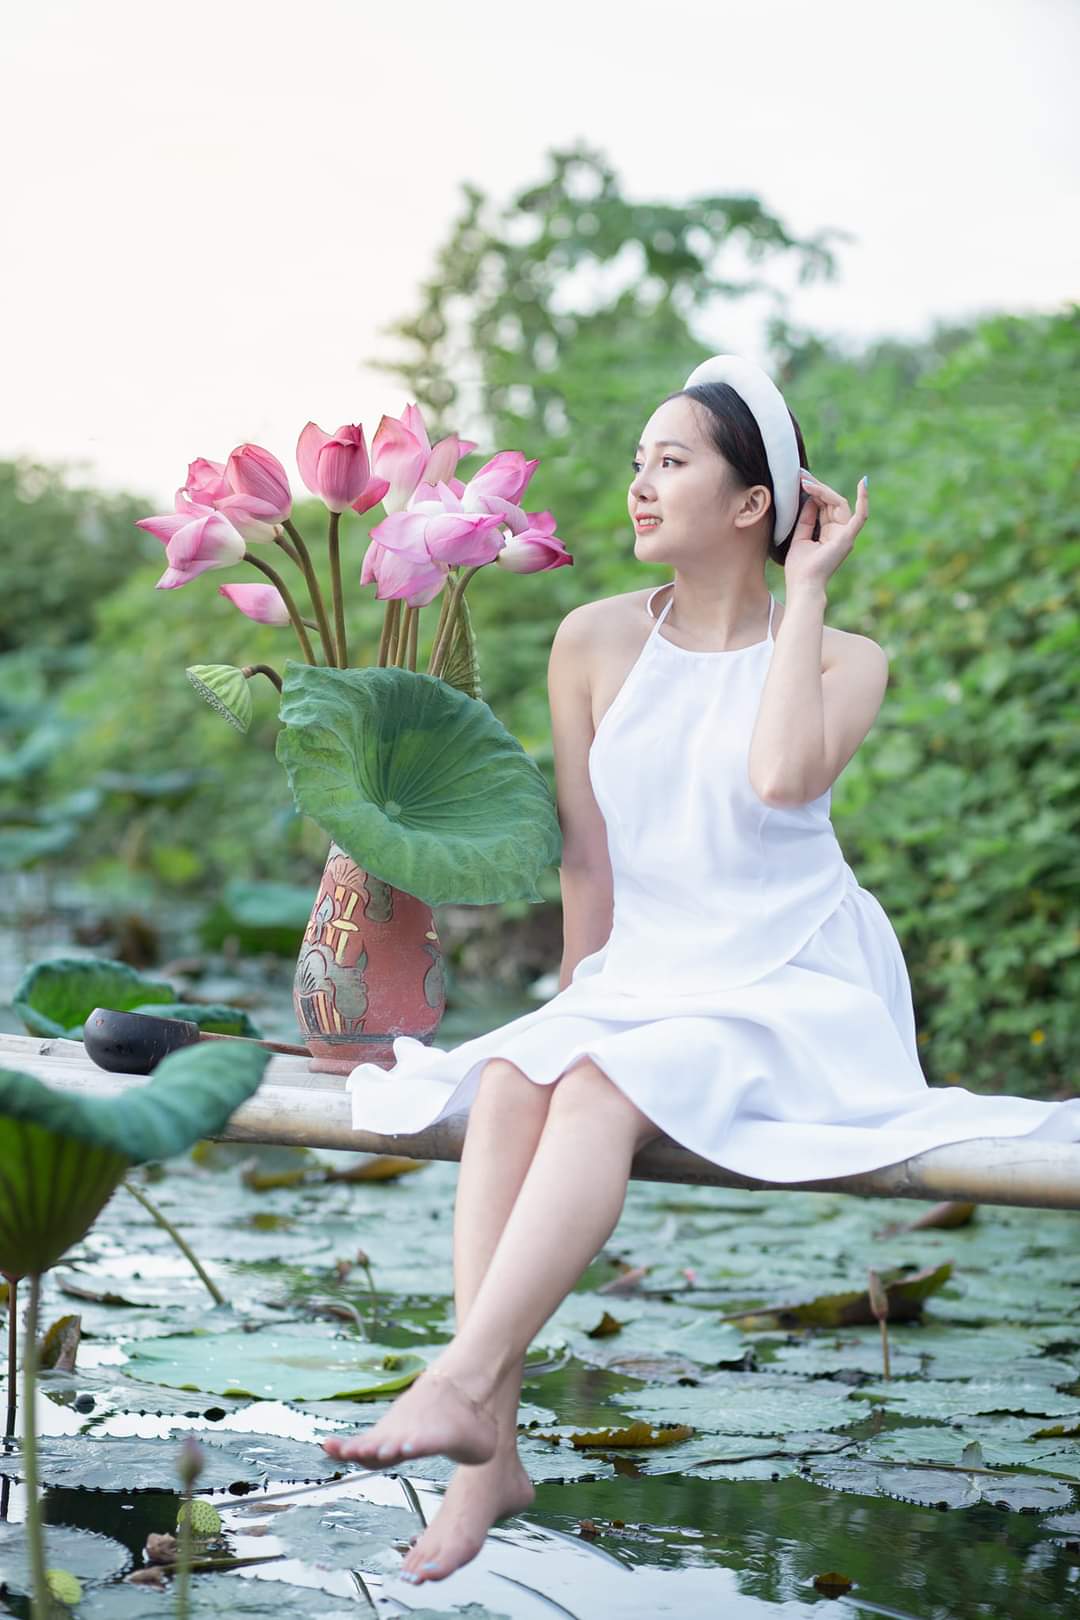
top-left (682, 354), bottom-right (800, 545)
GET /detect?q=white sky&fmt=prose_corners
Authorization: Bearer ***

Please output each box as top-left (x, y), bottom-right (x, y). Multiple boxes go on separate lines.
top-left (2, 0), bottom-right (1077, 509)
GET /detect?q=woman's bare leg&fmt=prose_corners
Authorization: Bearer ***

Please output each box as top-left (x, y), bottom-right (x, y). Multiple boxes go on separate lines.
top-left (396, 1058), bottom-right (551, 1578)
top-left (326, 1059), bottom-right (660, 1491)
top-left (324, 1056), bottom-right (555, 1572)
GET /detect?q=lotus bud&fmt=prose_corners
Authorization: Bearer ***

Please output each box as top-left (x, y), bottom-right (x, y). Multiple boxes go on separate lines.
top-left (177, 1434), bottom-right (205, 1492)
top-left (186, 664), bottom-right (253, 733)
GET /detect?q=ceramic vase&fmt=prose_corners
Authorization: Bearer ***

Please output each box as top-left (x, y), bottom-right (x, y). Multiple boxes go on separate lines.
top-left (293, 841), bottom-right (445, 1075)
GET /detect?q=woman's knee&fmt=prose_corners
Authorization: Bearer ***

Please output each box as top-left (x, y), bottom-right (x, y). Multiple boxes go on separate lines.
top-left (548, 1059), bottom-right (661, 1151)
top-left (475, 1057), bottom-right (552, 1116)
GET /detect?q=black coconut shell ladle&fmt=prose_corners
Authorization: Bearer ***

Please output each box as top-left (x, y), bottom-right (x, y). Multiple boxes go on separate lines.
top-left (84, 1007), bottom-right (311, 1075)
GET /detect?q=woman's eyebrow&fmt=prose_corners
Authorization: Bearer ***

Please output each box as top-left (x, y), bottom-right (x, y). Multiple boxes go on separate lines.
top-left (634, 438), bottom-right (693, 452)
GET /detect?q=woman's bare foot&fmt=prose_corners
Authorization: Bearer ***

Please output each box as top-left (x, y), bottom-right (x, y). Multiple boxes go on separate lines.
top-left (320, 1365), bottom-right (498, 1469)
top-left (398, 1450), bottom-right (536, 1585)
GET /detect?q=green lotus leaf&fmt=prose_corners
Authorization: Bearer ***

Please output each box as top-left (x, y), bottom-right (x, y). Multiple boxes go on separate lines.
top-left (74, 1575), bottom-right (379, 1618)
top-left (0, 823), bottom-right (80, 872)
top-left (11, 955), bottom-right (177, 1039)
top-left (0, 1432), bottom-right (338, 1491)
top-left (126, 1322), bottom-right (428, 1401)
top-left (198, 879), bottom-right (313, 956)
top-left (132, 1002), bottom-right (263, 1038)
top-left (0, 1041), bottom-right (270, 1277)
top-left (0, 1522), bottom-right (131, 1595)
top-left (187, 663), bottom-right (252, 733)
top-left (274, 660), bottom-right (561, 906)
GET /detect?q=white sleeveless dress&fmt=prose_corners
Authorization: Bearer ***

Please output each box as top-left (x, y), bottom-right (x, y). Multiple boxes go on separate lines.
top-left (346, 584), bottom-right (1080, 1179)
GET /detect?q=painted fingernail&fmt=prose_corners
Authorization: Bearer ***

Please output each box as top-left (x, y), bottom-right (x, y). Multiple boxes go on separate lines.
top-left (423, 1561), bottom-right (439, 1570)
top-left (401, 1442), bottom-right (414, 1454)
top-left (400, 1570), bottom-right (418, 1583)
top-left (861, 474), bottom-right (869, 488)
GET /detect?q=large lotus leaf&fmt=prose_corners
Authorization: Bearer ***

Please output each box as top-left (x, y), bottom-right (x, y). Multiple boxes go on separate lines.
top-left (275, 660), bottom-right (561, 906)
top-left (0, 1120), bottom-right (128, 1275)
top-left (132, 1002), bottom-right (263, 1038)
top-left (11, 954), bottom-right (177, 1038)
top-left (0, 1432), bottom-right (340, 1491)
top-left (263, 1497), bottom-right (427, 1566)
top-left (75, 1575), bottom-right (381, 1618)
top-left (126, 1323), bottom-right (427, 1401)
top-left (0, 822), bottom-right (79, 872)
top-left (0, 1042), bottom-right (270, 1276)
top-left (0, 1521), bottom-right (131, 1594)
top-left (0, 1040), bottom-right (269, 1165)
top-left (198, 879), bottom-right (314, 956)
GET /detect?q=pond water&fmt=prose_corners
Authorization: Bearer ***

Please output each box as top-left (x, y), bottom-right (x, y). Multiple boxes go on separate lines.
top-left (2, 887), bottom-right (1080, 1616)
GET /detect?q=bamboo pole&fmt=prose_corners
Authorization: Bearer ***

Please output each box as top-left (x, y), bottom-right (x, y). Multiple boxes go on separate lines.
top-left (3, 1033), bottom-right (1079, 1212)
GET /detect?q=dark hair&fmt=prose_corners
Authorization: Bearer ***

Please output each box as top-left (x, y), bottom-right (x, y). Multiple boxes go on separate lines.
top-left (662, 383), bottom-right (814, 566)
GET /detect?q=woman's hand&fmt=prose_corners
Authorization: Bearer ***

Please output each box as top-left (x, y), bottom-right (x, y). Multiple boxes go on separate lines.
top-left (783, 470), bottom-right (868, 593)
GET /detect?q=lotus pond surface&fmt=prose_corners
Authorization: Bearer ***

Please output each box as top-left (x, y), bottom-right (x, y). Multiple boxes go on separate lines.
top-left (2, 935), bottom-right (1080, 1617)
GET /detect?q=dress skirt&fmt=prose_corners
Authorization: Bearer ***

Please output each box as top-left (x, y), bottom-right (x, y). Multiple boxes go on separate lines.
top-left (346, 875), bottom-right (1080, 1182)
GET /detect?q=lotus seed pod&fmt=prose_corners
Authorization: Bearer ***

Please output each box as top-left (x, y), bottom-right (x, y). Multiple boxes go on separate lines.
top-left (177, 1497), bottom-right (222, 1535)
top-left (47, 1569), bottom-right (83, 1606)
top-left (186, 664), bottom-right (253, 733)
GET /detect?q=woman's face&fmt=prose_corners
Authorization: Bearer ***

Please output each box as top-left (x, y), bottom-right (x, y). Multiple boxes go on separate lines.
top-left (628, 394), bottom-right (769, 559)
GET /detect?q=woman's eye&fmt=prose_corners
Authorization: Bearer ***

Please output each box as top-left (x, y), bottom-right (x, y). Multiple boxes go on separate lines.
top-left (630, 457), bottom-right (681, 472)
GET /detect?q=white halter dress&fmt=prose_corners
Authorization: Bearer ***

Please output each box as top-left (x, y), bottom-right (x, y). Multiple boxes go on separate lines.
top-left (346, 584), bottom-right (1080, 1179)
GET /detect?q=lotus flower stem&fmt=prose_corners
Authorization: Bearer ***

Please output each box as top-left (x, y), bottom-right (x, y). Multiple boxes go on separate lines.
top-left (280, 520), bottom-right (337, 667)
top-left (327, 511), bottom-right (347, 668)
top-left (241, 663), bottom-right (283, 693)
top-left (245, 556), bottom-right (317, 665)
top-left (393, 607), bottom-right (411, 666)
top-left (429, 566), bottom-right (482, 679)
top-left (426, 586), bottom-right (453, 674)
top-left (376, 599), bottom-right (401, 667)
top-left (122, 1179), bottom-right (224, 1306)
top-left (390, 605), bottom-right (413, 667)
top-left (271, 530), bottom-right (302, 567)
top-left (1, 1275), bottom-right (15, 1521)
top-left (3, 1276), bottom-right (15, 1444)
top-left (22, 1272), bottom-right (48, 1620)
top-left (404, 606), bottom-right (419, 670)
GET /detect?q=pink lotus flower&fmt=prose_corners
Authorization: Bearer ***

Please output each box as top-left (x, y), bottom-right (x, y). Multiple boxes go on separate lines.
top-left (362, 504), bottom-right (506, 607)
top-left (218, 583), bottom-right (292, 626)
top-left (137, 497), bottom-right (247, 589)
top-left (459, 449), bottom-right (539, 509)
top-left (371, 402), bottom-right (478, 514)
top-left (178, 448), bottom-right (292, 544)
top-left (496, 524), bottom-right (573, 574)
top-left (296, 422), bottom-right (389, 515)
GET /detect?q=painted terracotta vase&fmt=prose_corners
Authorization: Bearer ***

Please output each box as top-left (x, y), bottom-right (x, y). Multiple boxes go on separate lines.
top-left (292, 841), bottom-right (445, 1075)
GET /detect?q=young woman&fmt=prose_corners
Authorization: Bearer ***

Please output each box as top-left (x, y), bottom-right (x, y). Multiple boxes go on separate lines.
top-left (325, 355), bottom-right (1080, 1586)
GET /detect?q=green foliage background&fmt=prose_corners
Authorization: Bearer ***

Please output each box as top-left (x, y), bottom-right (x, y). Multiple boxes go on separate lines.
top-left (2, 142), bottom-right (1075, 1100)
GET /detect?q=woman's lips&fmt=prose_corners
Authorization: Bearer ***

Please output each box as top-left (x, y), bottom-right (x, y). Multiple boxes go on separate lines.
top-left (635, 517), bottom-right (662, 529)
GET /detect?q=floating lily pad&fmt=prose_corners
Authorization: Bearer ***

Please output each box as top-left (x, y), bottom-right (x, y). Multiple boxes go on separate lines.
top-left (126, 1323), bottom-right (428, 1402)
top-left (612, 1370), bottom-right (865, 1435)
top-left (11, 954), bottom-right (177, 1039)
top-left (0, 1521), bottom-right (131, 1594)
top-left (0, 1431), bottom-right (341, 1492)
top-left (260, 1497), bottom-right (421, 1565)
top-left (804, 1453), bottom-right (1075, 1512)
top-left (74, 1574), bottom-right (367, 1617)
